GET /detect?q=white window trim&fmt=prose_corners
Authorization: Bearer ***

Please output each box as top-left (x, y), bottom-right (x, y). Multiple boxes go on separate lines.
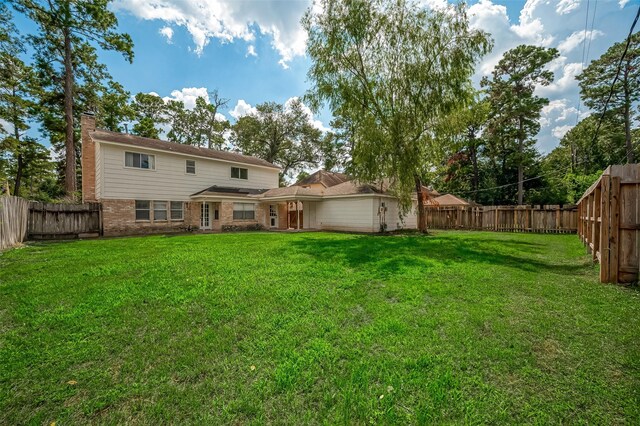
top-left (232, 202), bottom-right (256, 221)
top-left (230, 166), bottom-right (249, 180)
top-left (170, 201), bottom-right (184, 221)
top-left (185, 160), bottom-right (197, 175)
top-left (135, 200), bottom-right (151, 222)
top-left (153, 200), bottom-right (168, 222)
top-left (124, 151), bottom-right (156, 171)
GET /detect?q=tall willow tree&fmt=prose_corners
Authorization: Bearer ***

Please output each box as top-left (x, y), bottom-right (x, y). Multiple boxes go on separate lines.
top-left (11, 0), bottom-right (133, 195)
top-left (303, 0), bottom-right (491, 231)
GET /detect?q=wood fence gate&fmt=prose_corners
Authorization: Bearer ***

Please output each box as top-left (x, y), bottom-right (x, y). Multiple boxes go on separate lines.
top-left (28, 202), bottom-right (102, 240)
top-left (0, 196), bottom-right (29, 250)
top-left (577, 164), bottom-right (639, 283)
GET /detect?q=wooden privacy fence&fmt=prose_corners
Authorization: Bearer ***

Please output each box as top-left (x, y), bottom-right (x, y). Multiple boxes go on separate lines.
top-left (28, 202), bottom-right (102, 240)
top-left (0, 196), bottom-right (29, 250)
top-left (577, 164), bottom-right (639, 284)
top-left (426, 205), bottom-right (577, 233)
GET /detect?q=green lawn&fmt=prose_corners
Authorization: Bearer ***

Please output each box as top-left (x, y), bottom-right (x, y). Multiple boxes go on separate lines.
top-left (1, 231), bottom-right (638, 424)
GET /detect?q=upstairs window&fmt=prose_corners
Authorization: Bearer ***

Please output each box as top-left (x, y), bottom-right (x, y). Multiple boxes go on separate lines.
top-left (125, 152), bottom-right (155, 170)
top-left (233, 203), bottom-right (255, 220)
top-left (186, 160), bottom-right (196, 174)
top-left (231, 167), bottom-right (248, 180)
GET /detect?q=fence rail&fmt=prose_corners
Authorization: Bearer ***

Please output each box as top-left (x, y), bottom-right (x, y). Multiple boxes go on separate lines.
top-left (0, 196), bottom-right (30, 250)
top-left (28, 202), bottom-right (102, 239)
top-left (577, 164), bottom-right (639, 284)
top-left (426, 205), bottom-right (577, 233)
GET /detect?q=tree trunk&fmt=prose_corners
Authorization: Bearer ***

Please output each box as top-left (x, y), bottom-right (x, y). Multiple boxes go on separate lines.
top-left (415, 175), bottom-right (427, 233)
top-left (12, 90), bottom-right (23, 197)
top-left (468, 128), bottom-right (479, 195)
top-left (63, 27), bottom-right (76, 195)
top-left (517, 117), bottom-right (524, 205)
top-left (623, 67), bottom-right (633, 163)
top-left (14, 154), bottom-right (23, 197)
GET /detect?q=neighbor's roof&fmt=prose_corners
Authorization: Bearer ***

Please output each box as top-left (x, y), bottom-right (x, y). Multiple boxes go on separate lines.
top-left (323, 180), bottom-right (386, 196)
top-left (294, 170), bottom-right (350, 188)
top-left (426, 194), bottom-right (471, 206)
top-left (258, 185), bottom-right (324, 199)
top-left (90, 129), bottom-right (280, 169)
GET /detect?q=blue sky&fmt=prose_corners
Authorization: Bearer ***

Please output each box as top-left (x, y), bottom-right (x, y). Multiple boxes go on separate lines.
top-left (11, 0), bottom-right (640, 152)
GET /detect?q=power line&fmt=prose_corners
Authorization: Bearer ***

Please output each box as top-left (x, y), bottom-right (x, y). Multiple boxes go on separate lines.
top-left (455, 156), bottom-right (595, 196)
top-left (585, 0), bottom-right (599, 65)
top-left (575, 0), bottom-right (593, 126)
top-left (590, 4), bottom-right (640, 156)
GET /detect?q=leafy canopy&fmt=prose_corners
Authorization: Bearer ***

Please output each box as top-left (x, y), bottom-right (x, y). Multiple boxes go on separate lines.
top-left (303, 0), bottom-right (491, 211)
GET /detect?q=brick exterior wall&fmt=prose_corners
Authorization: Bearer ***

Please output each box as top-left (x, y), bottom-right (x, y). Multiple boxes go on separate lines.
top-left (81, 113), bottom-right (97, 202)
top-left (102, 199), bottom-right (200, 236)
top-left (102, 199), bottom-right (269, 236)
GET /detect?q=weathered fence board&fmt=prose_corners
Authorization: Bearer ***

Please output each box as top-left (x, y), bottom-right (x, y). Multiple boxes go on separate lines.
top-left (28, 202), bottom-right (102, 239)
top-left (426, 205), bottom-right (577, 234)
top-left (0, 196), bottom-right (29, 250)
top-left (577, 164), bottom-right (639, 284)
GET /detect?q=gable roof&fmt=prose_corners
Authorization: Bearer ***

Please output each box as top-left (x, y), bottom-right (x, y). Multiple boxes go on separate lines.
top-left (90, 129), bottom-right (280, 169)
top-left (323, 180), bottom-right (386, 196)
top-left (426, 194), bottom-right (471, 207)
top-left (294, 170), bottom-right (350, 187)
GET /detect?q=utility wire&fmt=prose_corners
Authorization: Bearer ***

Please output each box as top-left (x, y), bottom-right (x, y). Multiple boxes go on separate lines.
top-left (590, 4), bottom-right (640, 155)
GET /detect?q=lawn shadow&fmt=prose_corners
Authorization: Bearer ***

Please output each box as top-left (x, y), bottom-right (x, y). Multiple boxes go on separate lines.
top-left (290, 233), bottom-right (589, 278)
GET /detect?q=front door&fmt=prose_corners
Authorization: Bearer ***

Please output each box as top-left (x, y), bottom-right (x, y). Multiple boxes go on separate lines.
top-left (200, 202), bottom-right (211, 230)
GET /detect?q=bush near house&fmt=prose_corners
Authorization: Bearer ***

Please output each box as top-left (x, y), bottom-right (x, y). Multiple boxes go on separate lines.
top-left (0, 231), bottom-right (638, 424)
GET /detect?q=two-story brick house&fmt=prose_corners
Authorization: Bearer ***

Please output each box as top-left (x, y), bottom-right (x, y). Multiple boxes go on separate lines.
top-left (81, 113), bottom-right (419, 236)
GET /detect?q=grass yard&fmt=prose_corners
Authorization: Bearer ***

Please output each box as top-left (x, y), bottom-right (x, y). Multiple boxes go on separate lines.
top-left (1, 231), bottom-right (639, 424)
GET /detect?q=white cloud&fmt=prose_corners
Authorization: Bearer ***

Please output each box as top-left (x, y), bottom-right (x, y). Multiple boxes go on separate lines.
top-left (619, 0), bottom-right (630, 8)
top-left (556, 0), bottom-right (580, 15)
top-left (0, 118), bottom-right (12, 134)
top-left (159, 26), bottom-right (173, 43)
top-left (246, 45), bottom-right (257, 57)
top-left (557, 29), bottom-right (604, 55)
top-left (229, 99), bottom-right (257, 119)
top-left (468, 0), bottom-right (632, 152)
top-left (552, 125), bottom-right (573, 139)
top-left (112, 0), bottom-right (308, 67)
top-left (162, 87), bottom-right (210, 109)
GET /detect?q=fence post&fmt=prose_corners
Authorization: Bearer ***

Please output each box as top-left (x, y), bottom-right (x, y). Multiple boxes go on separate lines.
top-left (592, 184), bottom-right (601, 261)
top-left (599, 175), bottom-right (611, 282)
top-left (610, 176), bottom-right (621, 283)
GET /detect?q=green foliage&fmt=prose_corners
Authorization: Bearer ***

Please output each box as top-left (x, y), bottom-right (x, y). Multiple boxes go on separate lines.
top-left (431, 94), bottom-right (490, 201)
top-left (131, 92), bottom-right (167, 138)
top-left (0, 3), bottom-right (56, 197)
top-left (231, 99), bottom-right (323, 180)
top-left (303, 0), bottom-right (491, 212)
top-left (98, 81), bottom-right (134, 132)
top-left (1, 232), bottom-right (638, 423)
top-left (481, 45), bottom-right (559, 204)
top-left (577, 32), bottom-right (639, 162)
top-left (10, 0), bottom-right (134, 193)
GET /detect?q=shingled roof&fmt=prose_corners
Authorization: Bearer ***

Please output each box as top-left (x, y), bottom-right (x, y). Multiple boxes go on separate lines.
top-left (90, 129), bottom-right (280, 169)
top-left (294, 170), bottom-right (350, 187)
top-left (191, 186), bottom-right (269, 197)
